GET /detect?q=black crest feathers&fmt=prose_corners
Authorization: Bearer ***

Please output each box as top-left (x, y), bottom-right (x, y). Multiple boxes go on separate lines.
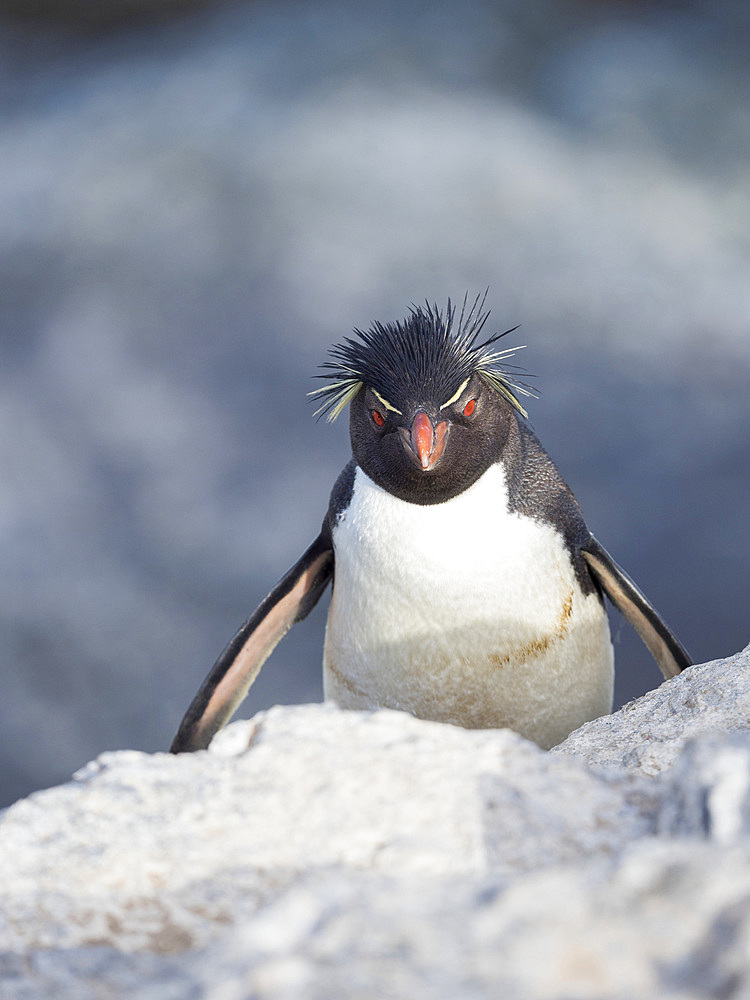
top-left (309, 293), bottom-right (537, 421)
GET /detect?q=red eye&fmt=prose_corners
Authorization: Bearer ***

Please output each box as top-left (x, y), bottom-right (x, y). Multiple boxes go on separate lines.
top-left (463, 399), bottom-right (476, 417)
top-left (371, 409), bottom-right (385, 427)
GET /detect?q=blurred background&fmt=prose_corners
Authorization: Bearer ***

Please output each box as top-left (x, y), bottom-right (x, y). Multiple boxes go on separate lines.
top-left (1, 0), bottom-right (748, 807)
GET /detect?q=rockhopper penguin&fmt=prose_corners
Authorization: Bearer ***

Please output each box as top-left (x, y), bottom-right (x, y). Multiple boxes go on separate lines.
top-left (171, 295), bottom-right (691, 754)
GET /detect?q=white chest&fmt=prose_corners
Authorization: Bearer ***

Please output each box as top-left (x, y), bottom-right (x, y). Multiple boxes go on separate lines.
top-left (323, 465), bottom-right (613, 748)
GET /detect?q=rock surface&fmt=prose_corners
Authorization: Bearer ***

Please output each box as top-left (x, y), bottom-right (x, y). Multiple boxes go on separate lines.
top-left (1, 645), bottom-right (750, 998)
top-left (557, 647), bottom-right (750, 775)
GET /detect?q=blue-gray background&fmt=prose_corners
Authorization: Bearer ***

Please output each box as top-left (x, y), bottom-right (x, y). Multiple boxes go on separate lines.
top-left (1, 0), bottom-right (748, 807)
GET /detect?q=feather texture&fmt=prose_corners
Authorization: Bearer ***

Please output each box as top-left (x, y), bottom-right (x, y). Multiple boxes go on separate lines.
top-left (309, 292), bottom-right (537, 421)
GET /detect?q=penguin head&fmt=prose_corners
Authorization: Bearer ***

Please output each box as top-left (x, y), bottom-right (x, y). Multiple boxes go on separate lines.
top-left (310, 295), bottom-right (536, 505)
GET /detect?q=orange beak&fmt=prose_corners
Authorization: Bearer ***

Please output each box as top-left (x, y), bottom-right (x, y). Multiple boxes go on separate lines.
top-left (399, 411), bottom-right (449, 471)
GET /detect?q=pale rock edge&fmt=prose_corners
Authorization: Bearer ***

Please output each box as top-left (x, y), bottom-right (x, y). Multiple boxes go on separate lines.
top-left (1, 645), bottom-right (750, 999)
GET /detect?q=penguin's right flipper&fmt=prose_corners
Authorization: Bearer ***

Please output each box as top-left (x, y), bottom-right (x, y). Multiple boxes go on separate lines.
top-left (170, 534), bottom-right (334, 754)
top-left (582, 535), bottom-right (691, 680)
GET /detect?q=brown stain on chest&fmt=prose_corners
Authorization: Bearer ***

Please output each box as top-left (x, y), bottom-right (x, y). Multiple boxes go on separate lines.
top-left (488, 587), bottom-right (574, 670)
top-left (328, 586), bottom-right (577, 697)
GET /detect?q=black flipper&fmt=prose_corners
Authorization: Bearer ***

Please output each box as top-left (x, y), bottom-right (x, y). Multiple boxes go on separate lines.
top-left (582, 535), bottom-right (691, 680)
top-left (170, 534), bottom-right (334, 753)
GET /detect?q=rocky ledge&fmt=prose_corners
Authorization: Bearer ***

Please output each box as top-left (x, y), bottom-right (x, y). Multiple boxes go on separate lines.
top-left (1, 646), bottom-right (750, 999)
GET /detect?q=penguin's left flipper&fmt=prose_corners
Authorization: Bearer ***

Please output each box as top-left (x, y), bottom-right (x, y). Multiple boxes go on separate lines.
top-left (170, 534), bottom-right (334, 754)
top-left (582, 535), bottom-right (691, 680)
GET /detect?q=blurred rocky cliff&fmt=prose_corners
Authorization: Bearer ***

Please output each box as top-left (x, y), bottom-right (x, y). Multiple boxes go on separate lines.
top-left (2, 648), bottom-right (750, 998)
top-left (1, 0), bottom-right (749, 806)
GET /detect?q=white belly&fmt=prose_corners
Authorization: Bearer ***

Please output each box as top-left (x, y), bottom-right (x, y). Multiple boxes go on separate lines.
top-left (323, 464), bottom-right (613, 749)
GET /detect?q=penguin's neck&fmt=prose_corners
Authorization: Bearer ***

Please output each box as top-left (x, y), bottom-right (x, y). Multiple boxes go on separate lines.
top-left (330, 460), bottom-right (568, 607)
top-left (343, 461), bottom-right (511, 565)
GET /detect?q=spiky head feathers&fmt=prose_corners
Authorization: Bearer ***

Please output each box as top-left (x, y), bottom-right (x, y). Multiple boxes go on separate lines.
top-left (310, 295), bottom-right (536, 422)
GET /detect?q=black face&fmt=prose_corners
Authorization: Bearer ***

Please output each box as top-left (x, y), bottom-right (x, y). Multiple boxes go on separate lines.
top-left (349, 373), bottom-right (514, 505)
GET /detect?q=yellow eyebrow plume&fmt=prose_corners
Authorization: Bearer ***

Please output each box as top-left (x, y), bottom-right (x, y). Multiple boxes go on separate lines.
top-left (371, 389), bottom-right (402, 415)
top-left (439, 378), bottom-right (470, 410)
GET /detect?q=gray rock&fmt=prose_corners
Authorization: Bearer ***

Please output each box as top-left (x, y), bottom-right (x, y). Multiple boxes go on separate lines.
top-left (2, 647), bottom-right (750, 998)
top-left (658, 732), bottom-right (750, 843)
top-left (555, 643), bottom-right (750, 776)
top-left (4, 846), bottom-right (750, 1000)
top-left (184, 843), bottom-right (750, 1000)
top-left (0, 705), bottom-right (648, 955)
